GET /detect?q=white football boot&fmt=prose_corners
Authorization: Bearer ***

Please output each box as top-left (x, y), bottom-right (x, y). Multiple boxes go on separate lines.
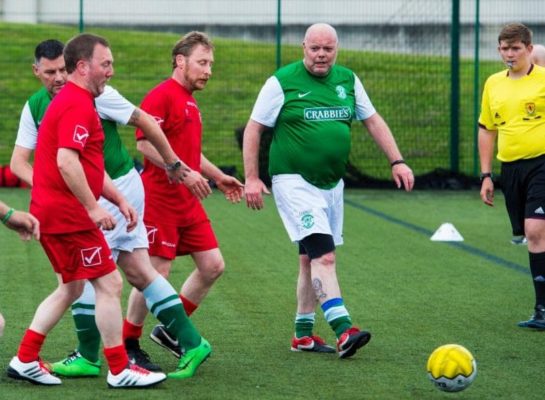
top-left (107, 364), bottom-right (166, 388)
top-left (7, 356), bottom-right (62, 385)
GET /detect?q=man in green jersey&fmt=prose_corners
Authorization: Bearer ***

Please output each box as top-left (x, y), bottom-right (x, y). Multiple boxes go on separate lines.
top-left (479, 23), bottom-right (545, 330)
top-left (243, 23), bottom-right (414, 358)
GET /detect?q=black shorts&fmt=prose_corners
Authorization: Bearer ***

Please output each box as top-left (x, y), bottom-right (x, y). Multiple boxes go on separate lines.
top-left (501, 154), bottom-right (545, 235)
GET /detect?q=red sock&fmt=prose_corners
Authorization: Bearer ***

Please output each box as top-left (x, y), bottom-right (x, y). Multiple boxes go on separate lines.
top-left (180, 294), bottom-right (198, 316)
top-left (122, 319), bottom-right (143, 341)
top-left (103, 345), bottom-right (129, 375)
top-left (18, 329), bottom-right (46, 363)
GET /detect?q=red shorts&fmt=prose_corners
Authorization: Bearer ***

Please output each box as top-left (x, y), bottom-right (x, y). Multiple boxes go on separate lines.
top-left (40, 229), bottom-right (116, 283)
top-left (145, 219), bottom-right (218, 259)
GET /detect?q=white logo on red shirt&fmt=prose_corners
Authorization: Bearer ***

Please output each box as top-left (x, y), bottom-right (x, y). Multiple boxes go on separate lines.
top-left (81, 247), bottom-right (102, 267)
top-left (73, 125), bottom-right (89, 146)
top-left (152, 115), bottom-right (164, 125)
top-left (146, 225), bottom-right (158, 244)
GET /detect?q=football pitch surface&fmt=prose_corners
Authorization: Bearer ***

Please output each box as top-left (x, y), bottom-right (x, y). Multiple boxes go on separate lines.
top-left (0, 188), bottom-right (542, 399)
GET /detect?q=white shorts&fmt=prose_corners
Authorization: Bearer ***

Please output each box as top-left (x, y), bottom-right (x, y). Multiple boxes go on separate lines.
top-left (99, 168), bottom-right (148, 261)
top-left (272, 174), bottom-right (344, 245)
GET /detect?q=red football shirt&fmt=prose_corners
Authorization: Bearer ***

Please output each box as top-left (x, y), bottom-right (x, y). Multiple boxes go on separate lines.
top-left (30, 81), bottom-right (105, 233)
top-left (136, 78), bottom-right (206, 226)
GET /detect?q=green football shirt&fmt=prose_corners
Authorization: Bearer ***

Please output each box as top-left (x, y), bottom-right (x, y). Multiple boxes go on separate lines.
top-left (251, 61), bottom-right (375, 189)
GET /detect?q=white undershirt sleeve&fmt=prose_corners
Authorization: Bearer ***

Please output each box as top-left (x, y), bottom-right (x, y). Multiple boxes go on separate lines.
top-left (249, 76), bottom-right (285, 127)
top-left (354, 74), bottom-right (377, 121)
top-left (95, 85), bottom-right (136, 126)
top-left (15, 102), bottom-right (38, 149)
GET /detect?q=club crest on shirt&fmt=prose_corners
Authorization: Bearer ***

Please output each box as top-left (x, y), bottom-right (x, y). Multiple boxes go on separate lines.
top-left (300, 211), bottom-right (315, 229)
top-left (73, 125), bottom-right (89, 146)
top-left (336, 85), bottom-right (347, 99)
top-left (525, 102), bottom-right (536, 116)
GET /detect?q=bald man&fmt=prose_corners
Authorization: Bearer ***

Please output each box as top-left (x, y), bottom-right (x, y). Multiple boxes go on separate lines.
top-left (532, 44), bottom-right (545, 66)
top-left (243, 23), bottom-right (414, 359)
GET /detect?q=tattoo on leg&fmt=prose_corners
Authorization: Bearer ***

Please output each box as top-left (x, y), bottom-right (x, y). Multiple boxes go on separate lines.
top-left (312, 278), bottom-right (327, 299)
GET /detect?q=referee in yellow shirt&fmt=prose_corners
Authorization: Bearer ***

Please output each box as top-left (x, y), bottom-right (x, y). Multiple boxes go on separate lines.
top-left (479, 22), bottom-right (545, 330)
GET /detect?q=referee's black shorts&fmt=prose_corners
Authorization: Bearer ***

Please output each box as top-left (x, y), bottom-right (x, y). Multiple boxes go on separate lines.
top-left (501, 154), bottom-right (545, 236)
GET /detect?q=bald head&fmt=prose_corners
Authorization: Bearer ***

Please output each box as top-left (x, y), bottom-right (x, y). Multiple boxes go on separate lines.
top-left (302, 23), bottom-right (338, 76)
top-left (304, 23), bottom-right (338, 44)
top-left (531, 44), bottom-right (545, 66)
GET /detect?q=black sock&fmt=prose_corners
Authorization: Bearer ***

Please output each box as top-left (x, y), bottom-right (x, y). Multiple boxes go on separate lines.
top-left (528, 251), bottom-right (545, 308)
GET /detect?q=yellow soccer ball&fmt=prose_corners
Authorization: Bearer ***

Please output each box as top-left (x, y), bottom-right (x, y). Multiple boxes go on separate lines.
top-left (426, 344), bottom-right (477, 392)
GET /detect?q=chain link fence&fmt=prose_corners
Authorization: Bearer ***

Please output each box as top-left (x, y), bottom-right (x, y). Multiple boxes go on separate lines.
top-left (1, 0), bottom-right (544, 188)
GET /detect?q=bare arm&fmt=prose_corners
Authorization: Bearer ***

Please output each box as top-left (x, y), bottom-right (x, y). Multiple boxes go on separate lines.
top-left (136, 139), bottom-right (166, 168)
top-left (478, 126), bottom-right (498, 206)
top-left (363, 113), bottom-right (414, 191)
top-left (0, 201), bottom-right (40, 240)
top-left (129, 108), bottom-right (189, 183)
top-left (136, 138), bottom-right (212, 200)
top-left (243, 119), bottom-right (271, 210)
top-left (10, 146), bottom-right (34, 187)
top-left (57, 148), bottom-right (116, 230)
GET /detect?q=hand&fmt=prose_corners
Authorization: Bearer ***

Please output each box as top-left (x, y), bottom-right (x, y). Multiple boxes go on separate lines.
top-left (88, 206), bottom-right (117, 231)
top-left (480, 179), bottom-right (494, 206)
top-left (392, 163), bottom-right (415, 191)
top-left (165, 167), bottom-right (186, 185)
top-left (244, 177), bottom-right (270, 210)
top-left (183, 170), bottom-right (212, 200)
top-left (216, 175), bottom-right (245, 203)
top-left (118, 201), bottom-right (138, 232)
top-left (5, 210), bottom-right (40, 241)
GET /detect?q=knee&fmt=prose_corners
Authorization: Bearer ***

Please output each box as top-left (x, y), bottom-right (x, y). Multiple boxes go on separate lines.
top-left (203, 258), bottom-right (225, 282)
top-left (525, 224), bottom-right (545, 247)
top-left (124, 269), bottom-right (151, 290)
top-left (97, 271), bottom-right (124, 299)
top-left (315, 251), bottom-right (336, 269)
top-left (57, 280), bottom-right (86, 304)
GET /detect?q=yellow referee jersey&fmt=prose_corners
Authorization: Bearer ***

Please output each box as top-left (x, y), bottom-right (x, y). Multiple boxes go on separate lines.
top-left (479, 64), bottom-right (545, 162)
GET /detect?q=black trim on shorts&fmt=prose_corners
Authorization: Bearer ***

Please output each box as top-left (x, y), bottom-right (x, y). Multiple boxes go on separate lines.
top-left (298, 233), bottom-right (335, 259)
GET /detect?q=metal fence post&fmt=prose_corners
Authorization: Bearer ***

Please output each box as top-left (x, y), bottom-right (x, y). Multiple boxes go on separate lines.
top-left (472, 0), bottom-right (481, 176)
top-left (450, 0), bottom-right (460, 173)
top-left (276, 0), bottom-right (281, 70)
top-left (79, 0), bottom-right (84, 32)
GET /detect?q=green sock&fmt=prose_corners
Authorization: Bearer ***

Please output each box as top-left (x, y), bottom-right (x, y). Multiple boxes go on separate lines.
top-left (295, 312), bottom-right (315, 338)
top-left (72, 305), bottom-right (101, 362)
top-left (144, 276), bottom-right (201, 350)
top-left (158, 303), bottom-right (201, 350)
top-left (330, 316), bottom-right (352, 338)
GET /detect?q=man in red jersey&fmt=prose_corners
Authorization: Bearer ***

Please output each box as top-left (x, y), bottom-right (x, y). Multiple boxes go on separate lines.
top-left (6, 33), bottom-right (166, 389)
top-left (128, 32), bottom-right (243, 375)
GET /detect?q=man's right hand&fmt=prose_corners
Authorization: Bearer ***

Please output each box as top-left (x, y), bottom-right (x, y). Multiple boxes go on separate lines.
top-left (480, 179), bottom-right (494, 206)
top-left (244, 177), bottom-right (270, 210)
top-left (88, 206), bottom-right (117, 230)
top-left (183, 170), bottom-right (212, 200)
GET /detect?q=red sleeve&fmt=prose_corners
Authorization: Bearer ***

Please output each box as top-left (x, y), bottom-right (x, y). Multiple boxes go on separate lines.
top-left (57, 102), bottom-right (96, 152)
top-left (136, 88), bottom-right (171, 141)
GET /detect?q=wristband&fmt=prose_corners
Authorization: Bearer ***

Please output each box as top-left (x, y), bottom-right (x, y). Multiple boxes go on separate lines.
top-left (479, 172), bottom-right (493, 181)
top-left (390, 159), bottom-right (406, 167)
top-left (1, 208), bottom-right (14, 225)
